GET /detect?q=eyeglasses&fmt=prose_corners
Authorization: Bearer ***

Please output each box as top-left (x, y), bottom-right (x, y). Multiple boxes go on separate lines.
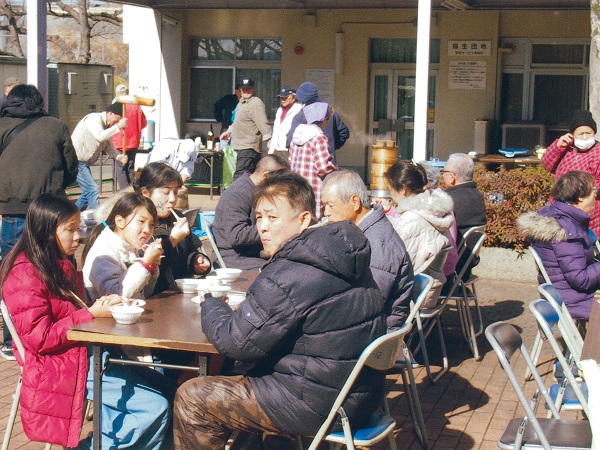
top-left (440, 170), bottom-right (454, 174)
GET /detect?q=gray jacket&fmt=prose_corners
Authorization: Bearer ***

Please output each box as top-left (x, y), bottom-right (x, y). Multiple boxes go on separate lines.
top-left (211, 172), bottom-right (265, 269)
top-left (359, 205), bottom-right (414, 329)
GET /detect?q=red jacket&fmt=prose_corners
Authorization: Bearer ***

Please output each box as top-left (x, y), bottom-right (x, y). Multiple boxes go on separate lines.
top-left (110, 103), bottom-right (147, 151)
top-left (2, 253), bottom-right (93, 447)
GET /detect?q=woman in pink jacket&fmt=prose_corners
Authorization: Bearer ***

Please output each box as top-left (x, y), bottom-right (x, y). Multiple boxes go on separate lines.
top-left (0, 194), bottom-right (171, 449)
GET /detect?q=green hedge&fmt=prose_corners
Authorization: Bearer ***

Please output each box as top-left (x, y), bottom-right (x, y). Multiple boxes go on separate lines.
top-left (472, 164), bottom-right (555, 250)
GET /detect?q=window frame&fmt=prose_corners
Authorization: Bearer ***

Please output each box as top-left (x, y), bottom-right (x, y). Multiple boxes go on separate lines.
top-left (188, 38), bottom-right (282, 123)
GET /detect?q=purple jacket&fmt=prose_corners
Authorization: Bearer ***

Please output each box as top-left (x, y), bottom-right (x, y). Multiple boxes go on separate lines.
top-left (517, 201), bottom-right (600, 320)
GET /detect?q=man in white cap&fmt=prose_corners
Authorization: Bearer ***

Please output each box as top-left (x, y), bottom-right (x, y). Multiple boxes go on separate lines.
top-left (111, 83), bottom-right (147, 189)
top-left (219, 78), bottom-right (271, 181)
top-left (268, 85), bottom-right (302, 158)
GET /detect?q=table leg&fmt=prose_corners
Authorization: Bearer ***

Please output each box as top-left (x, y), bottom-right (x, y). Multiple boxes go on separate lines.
top-left (198, 355), bottom-right (207, 377)
top-left (209, 154), bottom-right (214, 200)
top-left (93, 344), bottom-right (102, 450)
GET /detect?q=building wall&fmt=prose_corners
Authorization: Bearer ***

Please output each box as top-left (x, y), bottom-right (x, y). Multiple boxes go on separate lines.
top-left (130, 7), bottom-right (591, 174)
top-left (50, 63), bottom-right (114, 132)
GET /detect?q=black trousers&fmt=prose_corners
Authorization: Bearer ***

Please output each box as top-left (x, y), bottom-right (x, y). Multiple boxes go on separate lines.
top-left (233, 148), bottom-right (261, 182)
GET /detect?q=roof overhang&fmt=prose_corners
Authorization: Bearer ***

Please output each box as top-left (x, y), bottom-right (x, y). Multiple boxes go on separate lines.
top-left (114, 0), bottom-right (590, 11)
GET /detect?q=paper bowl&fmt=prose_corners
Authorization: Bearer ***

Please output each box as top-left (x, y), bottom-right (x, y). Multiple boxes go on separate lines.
top-left (175, 278), bottom-right (199, 294)
top-left (205, 275), bottom-right (222, 285)
top-left (209, 285), bottom-right (231, 298)
top-left (215, 268), bottom-right (242, 283)
top-left (110, 305), bottom-right (144, 325)
top-left (227, 293), bottom-right (246, 311)
top-left (195, 280), bottom-right (212, 296)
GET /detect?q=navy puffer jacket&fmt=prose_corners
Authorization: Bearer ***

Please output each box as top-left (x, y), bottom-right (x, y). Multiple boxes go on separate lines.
top-left (517, 201), bottom-right (600, 320)
top-left (201, 221), bottom-right (386, 436)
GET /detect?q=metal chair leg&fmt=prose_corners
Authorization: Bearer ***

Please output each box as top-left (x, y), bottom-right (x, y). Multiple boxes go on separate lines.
top-left (525, 331), bottom-right (543, 381)
top-left (2, 373), bottom-right (22, 450)
top-left (399, 346), bottom-right (428, 449)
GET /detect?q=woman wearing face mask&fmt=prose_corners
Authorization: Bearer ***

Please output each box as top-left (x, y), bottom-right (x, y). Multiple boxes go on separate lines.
top-left (542, 109), bottom-right (600, 237)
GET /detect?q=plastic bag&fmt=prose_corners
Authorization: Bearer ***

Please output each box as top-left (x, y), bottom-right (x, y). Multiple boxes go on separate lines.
top-left (222, 145), bottom-right (237, 190)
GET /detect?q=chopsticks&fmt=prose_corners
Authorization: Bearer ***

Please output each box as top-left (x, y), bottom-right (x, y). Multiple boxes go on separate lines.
top-left (171, 209), bottom-right (182, 221)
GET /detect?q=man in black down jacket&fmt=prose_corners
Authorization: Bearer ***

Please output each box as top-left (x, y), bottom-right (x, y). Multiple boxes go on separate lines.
top-left (174, 172), bottom-right (386, 449)
top-left (0, 84), bottom-right (78, 360)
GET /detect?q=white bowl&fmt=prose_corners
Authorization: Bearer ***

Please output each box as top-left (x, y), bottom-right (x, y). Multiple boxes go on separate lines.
top-left (209, 285), bottom-right (231, 298)
top-left (205, 275), bottom-right (222, 285)
top-left (121, 299), bottom-right (146, 307)
top-left (175, 278), bottom-right (198, 294)
top-left (110, 305), bottom-right (144, 324)
top-left (227, 293), bottom-right (245, 310)
top-left (215, 268), bottom-right (242, 283)
top-left (195, 280), bottom-right (212, 296)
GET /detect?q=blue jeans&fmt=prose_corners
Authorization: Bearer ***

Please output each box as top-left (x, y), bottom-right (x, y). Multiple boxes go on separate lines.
top-left (76, 161), bottom-right (100, 211)
top-left (1, 215), bottom-right (25, 349)
top-left (78, 349), bottom-right (173, 449)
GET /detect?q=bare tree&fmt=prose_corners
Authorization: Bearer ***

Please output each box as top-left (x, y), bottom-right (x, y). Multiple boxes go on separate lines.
top-left (47, 0), bottom-right (122, 64)
top-left (0, 0), bottom-right (25, 57)
top-left (591, 0), bottom-right (600, 129)
top-left (0, 0), bottom-right (122, 63)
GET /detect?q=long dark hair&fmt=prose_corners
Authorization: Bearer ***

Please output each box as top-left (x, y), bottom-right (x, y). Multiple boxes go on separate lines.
top-left (384, 160), bottom-right (428, 195)
top-left (0, 193), bottom-right (84, 308)
top-left (133, 162), bottom-right (183, 195)
top-left (82, 193), bottom-right (158, 264)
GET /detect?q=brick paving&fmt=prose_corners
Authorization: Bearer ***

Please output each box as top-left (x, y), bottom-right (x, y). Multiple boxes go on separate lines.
top-left (0, 188), bottom-right (588, 449)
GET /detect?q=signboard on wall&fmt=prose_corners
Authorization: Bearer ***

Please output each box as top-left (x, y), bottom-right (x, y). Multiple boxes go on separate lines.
top-left (449, 61), bottom-right (487, 90)
top-left (448, 41), bottom-right (491, 57)
top-left (305, 68), bottom-right (334, 105)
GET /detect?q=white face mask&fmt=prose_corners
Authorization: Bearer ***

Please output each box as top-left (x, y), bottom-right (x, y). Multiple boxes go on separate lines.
top-left (574, 137), bottom-right (596, 150)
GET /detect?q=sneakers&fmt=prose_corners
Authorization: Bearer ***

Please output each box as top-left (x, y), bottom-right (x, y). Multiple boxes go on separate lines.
top-left (1, 345), bottom-right (15, 361)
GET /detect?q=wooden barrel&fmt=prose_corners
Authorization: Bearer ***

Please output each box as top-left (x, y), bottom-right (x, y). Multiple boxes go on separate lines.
top-left (371, 143), bottom-right (397, 190)
top-left (372, 147), bottom-right (397, 164)
top-left (370, 174), bottom-right (388, 190)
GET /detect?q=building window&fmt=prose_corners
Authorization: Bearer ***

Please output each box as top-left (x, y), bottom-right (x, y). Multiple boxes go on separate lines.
top-left (500, 39), bottom-right (589, 142)
top-left (370, 38), bottom-right (440, 64)
top-left (189, 38), bottom-right (282, 121)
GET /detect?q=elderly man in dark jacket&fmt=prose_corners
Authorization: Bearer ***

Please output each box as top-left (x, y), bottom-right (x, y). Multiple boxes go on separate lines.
top-left (211, 154), bottom-right (289, 270)
top-left (0, 84), bottom-right (78, 360)
top-left (322, 170), bottom-right (415, 329)
top-left (174, 172), bottom-right (386, 449)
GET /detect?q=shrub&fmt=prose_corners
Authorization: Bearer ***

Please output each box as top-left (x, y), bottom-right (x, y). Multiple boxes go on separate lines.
top-left (472, 164), bottom-right (554, 250)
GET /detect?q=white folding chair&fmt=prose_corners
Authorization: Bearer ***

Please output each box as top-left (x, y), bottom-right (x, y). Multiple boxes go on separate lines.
top-left (439, 230), bottom-right (486, 360)
top-left (304, 322), bottom-right (413, 450)
top-left (524, 247), bottom-right (552, 380)
top-left (456, 225), bottom-right (485, 253)
top-left (206, 223), bottom-right (226, 268)
top-left (529, 246), bottom-right (552, 284)
top-left (485, 321), bottom-right (592, 450)
top-left (408, 250), bottom-right (452, 383)
top-left (537, 284), bottom-right (584, 361)
top-left (528, 299), bottom-right (589, 417)
top-left (523, 247), bottom-right (553, 381)
top-left (1, 300), bottom-right (52, 450)
top-left (394, 273), bottom-right (433, 447)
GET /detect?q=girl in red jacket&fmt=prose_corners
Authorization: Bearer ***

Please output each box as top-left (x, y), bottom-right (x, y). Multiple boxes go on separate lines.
top-left (0, 193), bottom-right (171, 449)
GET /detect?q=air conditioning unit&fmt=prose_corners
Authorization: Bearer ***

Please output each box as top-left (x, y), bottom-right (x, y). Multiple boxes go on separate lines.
top-left (501, 124), bottom-right (546, 149)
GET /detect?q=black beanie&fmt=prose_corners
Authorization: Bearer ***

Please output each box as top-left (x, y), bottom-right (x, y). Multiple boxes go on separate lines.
top-left (569, 110), bottom-right (597, 133)
top-left (105, 103), bottom-right (123, 116)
